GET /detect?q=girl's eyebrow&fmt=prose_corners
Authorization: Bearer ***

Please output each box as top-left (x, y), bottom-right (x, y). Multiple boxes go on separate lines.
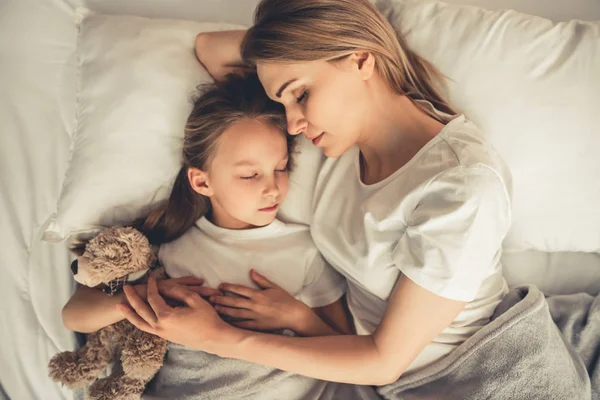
top-left (233, 156), bottom-right (289, 167)
top-left (233, 160), bottom-right (258, 167)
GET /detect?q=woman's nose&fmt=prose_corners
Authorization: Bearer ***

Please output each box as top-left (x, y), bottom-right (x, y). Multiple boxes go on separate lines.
top-left (286, 109), bottom-right (308, 136)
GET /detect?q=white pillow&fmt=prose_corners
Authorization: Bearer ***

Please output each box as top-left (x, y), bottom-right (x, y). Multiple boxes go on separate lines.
top-left (43, 11), bottom-right (243, 242)
top-left (379, 0), bottom-right (600, 252)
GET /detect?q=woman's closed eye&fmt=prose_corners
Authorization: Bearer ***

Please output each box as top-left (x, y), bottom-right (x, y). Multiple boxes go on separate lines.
top-left (296, 90), bottom-right (308, 104)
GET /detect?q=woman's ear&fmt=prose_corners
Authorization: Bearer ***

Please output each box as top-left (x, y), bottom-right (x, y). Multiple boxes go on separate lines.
top-left (188, 167), bottom-right (213, 197)
top-left (351, 51), bottom-right (375, 80)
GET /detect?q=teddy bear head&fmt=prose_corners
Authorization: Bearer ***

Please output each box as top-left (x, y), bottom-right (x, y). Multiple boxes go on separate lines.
top-left (71, 226), bottom-right (156, 294)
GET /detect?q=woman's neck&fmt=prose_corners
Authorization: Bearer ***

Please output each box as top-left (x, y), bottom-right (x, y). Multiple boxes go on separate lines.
top-left (356, 89), bottom-right (444, 185)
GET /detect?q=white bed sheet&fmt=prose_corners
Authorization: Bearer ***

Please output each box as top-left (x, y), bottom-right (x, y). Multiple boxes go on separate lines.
top-left (1, 0), bottom-right (598, 399)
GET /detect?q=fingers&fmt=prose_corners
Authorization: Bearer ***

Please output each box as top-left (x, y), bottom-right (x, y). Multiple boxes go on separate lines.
top-left (147, 277), bottom-right (173, 318)
top-left (210, 295), bottom-right (253, 310)
top-left (189, 286), bottom-right (223, 298)
top-left (249, 269), bottom-right (277, 290)
top-left (218, 283), bottom-right (258, 298)
top-left (158, 283), bottom-right (205, 308)
top-left (169, 276), bottom-right (205, 285)
top-left (214, 305), bottom-right (254, 320)
top-left (117, 304), bottom-right (155, 334)
top-left (123, 285), bottom-right (158, 325)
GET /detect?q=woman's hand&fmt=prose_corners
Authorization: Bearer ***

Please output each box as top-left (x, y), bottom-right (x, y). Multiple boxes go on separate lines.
top-left (209, 269), bottom-right (311, 333)
top-left (195, 30), bottom-right (247, 81)
top-left (131, 276), bottom-right (221, 306)
top-left (118, 277), bottom-right (236, 352)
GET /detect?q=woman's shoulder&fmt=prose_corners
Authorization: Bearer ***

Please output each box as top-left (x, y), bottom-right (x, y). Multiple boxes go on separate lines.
top-left (438, 116), bottom-right (510, 177)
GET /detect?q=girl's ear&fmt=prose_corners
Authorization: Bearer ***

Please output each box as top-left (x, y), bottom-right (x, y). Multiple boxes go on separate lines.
top-left (188, 167), bottom-right (213, 197)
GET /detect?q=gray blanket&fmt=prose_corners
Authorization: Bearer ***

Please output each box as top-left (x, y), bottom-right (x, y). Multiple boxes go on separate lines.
top-left (377, 285), bottom-right (599, 400)
top-left (71, 285), bottom-right (598, 400)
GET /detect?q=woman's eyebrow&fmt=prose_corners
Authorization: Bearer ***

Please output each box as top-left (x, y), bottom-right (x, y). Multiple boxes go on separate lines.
top-left (276, 78), bottom-right (298, 98)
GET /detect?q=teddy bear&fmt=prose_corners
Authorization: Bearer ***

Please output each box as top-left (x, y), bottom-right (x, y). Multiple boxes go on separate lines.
top-left (48, 226), bottom-right (168, 400)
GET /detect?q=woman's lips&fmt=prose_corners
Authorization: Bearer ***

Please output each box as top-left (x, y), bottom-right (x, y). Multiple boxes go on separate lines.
top-left (311, 132), bottom-right (324, 146)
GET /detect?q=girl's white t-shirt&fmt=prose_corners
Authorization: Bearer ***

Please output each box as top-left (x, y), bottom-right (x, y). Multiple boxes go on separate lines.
top-left (311, 110), bottom-right (512, 372)
top-left (159, 217), bottom-right (346, 308)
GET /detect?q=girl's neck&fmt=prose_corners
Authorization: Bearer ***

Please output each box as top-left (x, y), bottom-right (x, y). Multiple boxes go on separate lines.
top-left (206, 209), bottom-right (253, 230)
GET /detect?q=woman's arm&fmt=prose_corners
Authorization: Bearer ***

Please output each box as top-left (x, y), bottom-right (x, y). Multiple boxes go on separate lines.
top-left (119, 275), bottom-right (466, 386)
top-left (195, 30), bottom-right (247, 81)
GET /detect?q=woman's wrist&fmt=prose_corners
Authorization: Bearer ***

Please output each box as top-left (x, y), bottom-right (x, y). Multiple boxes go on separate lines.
top-left (201, 323), bottom-right (249, 357)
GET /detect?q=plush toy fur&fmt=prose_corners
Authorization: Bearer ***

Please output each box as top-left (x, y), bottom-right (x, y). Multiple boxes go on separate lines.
top-left (48, 227), bottom-right (168, 400)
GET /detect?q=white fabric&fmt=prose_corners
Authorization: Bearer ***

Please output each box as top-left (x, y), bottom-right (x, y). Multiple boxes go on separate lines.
top-left (502, 250), bottom-right (600, 295)
top-left (311, 112), bottom-right (511, 371)
top-left (379, 0), bottom-right (600, 252)
top-left (0, 2), bottom-right (80, 399)
top-left (160, 217), bottom-right (346, 308)
top-left (42, 12), bottom-right (244, 242)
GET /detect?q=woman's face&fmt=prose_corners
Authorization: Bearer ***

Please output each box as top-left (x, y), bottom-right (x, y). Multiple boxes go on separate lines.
top-left (257, 56), bottom-right (371, 158)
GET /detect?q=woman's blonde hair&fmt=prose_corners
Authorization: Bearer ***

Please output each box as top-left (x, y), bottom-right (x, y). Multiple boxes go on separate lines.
top-left (241, 0), bottom-right (456, 120)
top-left (137, 73), bottom-right (290, 244)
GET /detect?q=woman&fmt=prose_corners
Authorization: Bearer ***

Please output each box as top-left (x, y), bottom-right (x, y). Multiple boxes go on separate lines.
top-left (120, 0), bottom-right (511, 387)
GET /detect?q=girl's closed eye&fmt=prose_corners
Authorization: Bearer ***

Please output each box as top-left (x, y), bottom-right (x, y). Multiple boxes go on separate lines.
top-left (241, 173), bottom-right (258, 180)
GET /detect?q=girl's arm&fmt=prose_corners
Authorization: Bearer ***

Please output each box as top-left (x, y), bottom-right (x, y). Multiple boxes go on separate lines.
top-left (209, 270), bottom-right (352, 337)
top-left (195, 30), bottom-right (248, 81)
top-left (119, 275), bottom-right (466, 386)
top-left (312, 297), bottom-right (354, 335)
top-left (62, 285), bottom-right (130, 333)
top-left (63, 276), bottom-right (216, 333)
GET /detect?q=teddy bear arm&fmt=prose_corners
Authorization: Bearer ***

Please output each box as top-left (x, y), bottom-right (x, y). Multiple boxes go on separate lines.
top-left (48, 327), bottom-right (116, 388)
top-left (87, 370), bottom-right (146, 400)
top-left (121, 327), bottom-right (168, 381)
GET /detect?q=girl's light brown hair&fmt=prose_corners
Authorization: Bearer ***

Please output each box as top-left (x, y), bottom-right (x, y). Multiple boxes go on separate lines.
top-left (137, 72), bottom-right (290, 245)
top-left (241, 0), bottom-right (456, 121)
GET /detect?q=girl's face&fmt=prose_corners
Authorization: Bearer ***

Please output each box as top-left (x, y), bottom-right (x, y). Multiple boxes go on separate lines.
top-left (190, 119), bottom-right (289, 230)
top-left (257, 54), bottom-right (373, 158)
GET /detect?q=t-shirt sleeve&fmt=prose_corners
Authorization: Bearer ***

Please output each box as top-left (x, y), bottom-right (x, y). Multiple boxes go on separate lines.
top-left (295, 249), bottom-right (347, 308)
top-left (392, 164), bottom-right (511, 302)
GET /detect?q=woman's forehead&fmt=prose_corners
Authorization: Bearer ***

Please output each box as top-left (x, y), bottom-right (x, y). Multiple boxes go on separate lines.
top-left (257, 61), bottom-right (319, 97)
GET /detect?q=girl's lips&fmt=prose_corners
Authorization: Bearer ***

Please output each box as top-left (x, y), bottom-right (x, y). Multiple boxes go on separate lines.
top-left (259, 204), bottom-right (278, 212)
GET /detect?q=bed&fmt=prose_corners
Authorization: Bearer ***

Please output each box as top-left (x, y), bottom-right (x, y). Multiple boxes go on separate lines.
top-left (1, 0), bottom-right (599, 399)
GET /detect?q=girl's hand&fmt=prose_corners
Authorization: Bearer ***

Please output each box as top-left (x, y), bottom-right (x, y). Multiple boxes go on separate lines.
top-left (209, 269), bottom-right (311, 333)
top-left (118, 277), bottom-right (234, 352)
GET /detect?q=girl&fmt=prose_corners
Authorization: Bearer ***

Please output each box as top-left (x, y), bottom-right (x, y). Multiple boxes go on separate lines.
top-left (63, 72), bottom-right (379, 399)
top-left (121, 0), bottom-right (511, 390)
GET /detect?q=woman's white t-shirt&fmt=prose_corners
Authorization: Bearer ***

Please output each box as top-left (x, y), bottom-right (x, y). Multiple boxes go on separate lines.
top-left (160, 217), bottom-right (346, 308)
top-left (311, 111), bottom-right (512, 372)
